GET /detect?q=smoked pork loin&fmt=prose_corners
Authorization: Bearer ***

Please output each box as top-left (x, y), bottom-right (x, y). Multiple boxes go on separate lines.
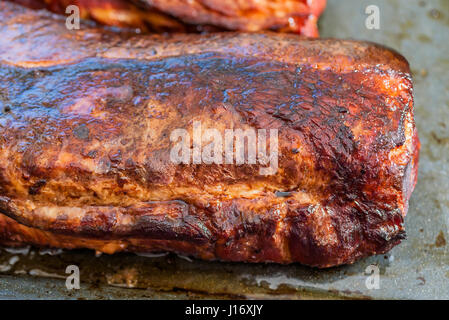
top-left (0, 2), bottom-right (419, 267)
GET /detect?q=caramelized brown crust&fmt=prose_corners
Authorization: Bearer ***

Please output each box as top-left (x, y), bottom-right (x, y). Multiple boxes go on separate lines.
top-left (138, 0), bottom-right (326, 34)
top-left (8, 0), bottom-right (326, 36)
top-left (0, 2), bottom-right (419, 267)
top-left (9, 0), bottom-right (188, 32)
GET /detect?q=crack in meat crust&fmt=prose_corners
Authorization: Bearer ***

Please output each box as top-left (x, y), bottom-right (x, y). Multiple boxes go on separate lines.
top-left (0, 2), bottom-right (419, 267)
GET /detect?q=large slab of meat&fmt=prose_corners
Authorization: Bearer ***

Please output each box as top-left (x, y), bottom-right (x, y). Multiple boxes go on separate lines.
top-left (0, 2), bottom-right (419, 267)
top-left (8, 0), bottom-right (327, 36)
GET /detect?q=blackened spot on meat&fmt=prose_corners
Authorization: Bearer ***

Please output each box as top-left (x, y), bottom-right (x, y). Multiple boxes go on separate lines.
top-left (79, 211), bottom-right (117, 236)
top-left (125, 158), bottom-right (135, 168)
top-left (86, 150), bottom-right (98, 159)
top-left (28, 179), bottom-right (47, 195)
top-left (73, 124), bottom-right (89, 140)
top-left (117, 176), bottom-right (128, 188)
top-left (98, 158), bottom-right (111, 173)
top-left (109, 150), bottom-right (122, 163)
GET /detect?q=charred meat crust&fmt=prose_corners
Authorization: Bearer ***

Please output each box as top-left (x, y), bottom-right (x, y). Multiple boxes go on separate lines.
top-left (0, 2), bottom-right (419, 267)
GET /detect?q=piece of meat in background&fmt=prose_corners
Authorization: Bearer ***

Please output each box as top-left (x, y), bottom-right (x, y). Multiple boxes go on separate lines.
top-left (7, 0), bottom-right (326, 36)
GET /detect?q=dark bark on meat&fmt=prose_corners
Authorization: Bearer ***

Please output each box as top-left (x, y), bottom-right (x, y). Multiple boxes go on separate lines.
top-left (0, 2), bottom-right (419, 267)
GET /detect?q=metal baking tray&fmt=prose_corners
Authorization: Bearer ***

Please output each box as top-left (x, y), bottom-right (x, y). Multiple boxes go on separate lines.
top-left (1, 0), bottom-right (448, 300)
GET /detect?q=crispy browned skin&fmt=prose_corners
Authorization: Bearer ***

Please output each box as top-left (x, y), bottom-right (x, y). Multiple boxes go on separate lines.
top-left (9, 0), bottom-right (188, 32)
top-left (0, 2), bottom-right (419, 267)
top-left (8, 0), bottom-right (326, 36)
top-left (138, 0), bottom-right (326, 35)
